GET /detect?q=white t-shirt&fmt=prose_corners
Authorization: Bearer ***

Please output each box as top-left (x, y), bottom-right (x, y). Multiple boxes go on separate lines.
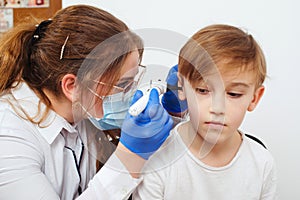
top-left (0, 82), bottom-right (140, 200)
top-left (133, 121), bottom-right (278, 200)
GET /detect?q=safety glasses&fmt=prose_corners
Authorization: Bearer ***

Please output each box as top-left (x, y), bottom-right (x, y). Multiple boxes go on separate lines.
top-left (88, 64), bottom-right (146, 101)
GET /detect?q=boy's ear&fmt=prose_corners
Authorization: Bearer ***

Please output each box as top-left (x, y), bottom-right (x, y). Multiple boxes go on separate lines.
top-left (177, 75), bottom-right (186, 101)
top-left (247, 86), bottom-right (265, 111)
top-left (61, 74), bottom-right (76, 102)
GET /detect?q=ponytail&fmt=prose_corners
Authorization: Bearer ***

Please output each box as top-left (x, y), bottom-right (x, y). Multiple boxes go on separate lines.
top-left (0, 5), bottom-right (144, 126)
top-left (0, 21), bottom-right (36, 93)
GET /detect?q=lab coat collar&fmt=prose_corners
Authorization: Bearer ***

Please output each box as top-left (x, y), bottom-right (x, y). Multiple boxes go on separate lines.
top-left (10, 81), bottom-right (77, 144)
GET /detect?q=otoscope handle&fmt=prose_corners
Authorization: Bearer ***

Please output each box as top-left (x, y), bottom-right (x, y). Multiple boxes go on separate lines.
top-left (129, 85), bottom-right (165, 116)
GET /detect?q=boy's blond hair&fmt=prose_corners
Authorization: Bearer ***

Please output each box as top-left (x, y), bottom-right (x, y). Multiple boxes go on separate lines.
top-left (178, 24), bottom-right (266, 89)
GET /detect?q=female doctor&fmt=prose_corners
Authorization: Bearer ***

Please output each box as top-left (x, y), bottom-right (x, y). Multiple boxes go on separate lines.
top-left (0, 5), bottom-right (173, 200)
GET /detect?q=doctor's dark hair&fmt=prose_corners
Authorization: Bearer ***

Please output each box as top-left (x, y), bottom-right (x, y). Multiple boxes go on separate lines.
top-left (178, 24), bottom-right (266, 89)
top-left (0, 5), bottom-right (143, 123)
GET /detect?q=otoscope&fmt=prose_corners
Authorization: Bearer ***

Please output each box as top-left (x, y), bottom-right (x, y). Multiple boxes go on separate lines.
top-left (129, 80), bottom-right (166, 116)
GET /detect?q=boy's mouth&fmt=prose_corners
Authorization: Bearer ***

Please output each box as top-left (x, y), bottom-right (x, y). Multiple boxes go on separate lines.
top-left (205, 121), bottom-right (226, 127)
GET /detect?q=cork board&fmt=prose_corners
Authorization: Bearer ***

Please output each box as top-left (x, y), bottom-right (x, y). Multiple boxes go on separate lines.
top-left (13, 0), bottom-right (62, 26)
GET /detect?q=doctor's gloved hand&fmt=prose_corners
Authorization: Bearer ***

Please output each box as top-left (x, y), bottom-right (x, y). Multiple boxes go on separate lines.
top-left (161, 64), bottom-right (188, 115)
top-left (120, 89), bottom-right (173, 160)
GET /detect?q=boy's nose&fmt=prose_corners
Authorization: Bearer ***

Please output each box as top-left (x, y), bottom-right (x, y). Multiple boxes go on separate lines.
top-left (209, 93), bottom-right (225, 115)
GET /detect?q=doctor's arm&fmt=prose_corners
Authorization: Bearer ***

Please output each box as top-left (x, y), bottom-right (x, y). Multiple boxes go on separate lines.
top-left (80, 89), bottom-right (173, 199)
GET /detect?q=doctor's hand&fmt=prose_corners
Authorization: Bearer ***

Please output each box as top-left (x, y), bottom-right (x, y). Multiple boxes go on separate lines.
top-left (120, 89), bottom-right (173, 160)
top-left (161, 64), bottom-right (188, 116)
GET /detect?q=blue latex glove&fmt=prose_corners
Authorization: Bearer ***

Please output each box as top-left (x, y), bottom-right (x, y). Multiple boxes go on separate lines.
top-left (120, 89), bottom-right (173, 160)
top-left (161, 64), bottom-right (188, 114)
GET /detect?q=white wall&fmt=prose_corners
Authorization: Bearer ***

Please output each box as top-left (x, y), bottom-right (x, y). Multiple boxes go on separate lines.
top-left (64, 0), bottom-right (300, 198)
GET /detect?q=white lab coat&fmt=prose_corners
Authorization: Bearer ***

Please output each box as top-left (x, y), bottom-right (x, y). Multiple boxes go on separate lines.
top-left (0, 82), bottom-right (141, 200)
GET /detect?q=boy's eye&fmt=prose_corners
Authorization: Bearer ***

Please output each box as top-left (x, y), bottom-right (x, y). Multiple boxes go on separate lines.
top-left (227, 92), bottom-right (243, 98)
top-left (195, 88), bottom-right (210, 94)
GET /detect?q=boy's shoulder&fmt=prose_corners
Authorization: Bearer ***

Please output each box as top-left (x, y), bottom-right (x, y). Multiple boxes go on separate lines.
top-left (240, 131), bottom-right (275, 164)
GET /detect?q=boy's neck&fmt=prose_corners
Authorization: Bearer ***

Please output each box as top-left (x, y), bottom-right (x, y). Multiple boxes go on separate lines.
top-left (179, 121), bottom-right (242, 167)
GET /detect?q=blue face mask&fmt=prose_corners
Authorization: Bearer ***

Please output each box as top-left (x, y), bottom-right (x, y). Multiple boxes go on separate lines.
top-left (89, 91), bottom-right (133, 130)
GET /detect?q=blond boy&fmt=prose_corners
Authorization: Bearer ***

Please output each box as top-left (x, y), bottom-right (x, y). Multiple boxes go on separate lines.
top-left (133, 24), bottom-right (277, 200)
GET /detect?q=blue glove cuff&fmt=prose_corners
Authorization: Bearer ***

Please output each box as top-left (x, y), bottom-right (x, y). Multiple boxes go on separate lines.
top-left (120, 130), bottom-right (170, 160)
